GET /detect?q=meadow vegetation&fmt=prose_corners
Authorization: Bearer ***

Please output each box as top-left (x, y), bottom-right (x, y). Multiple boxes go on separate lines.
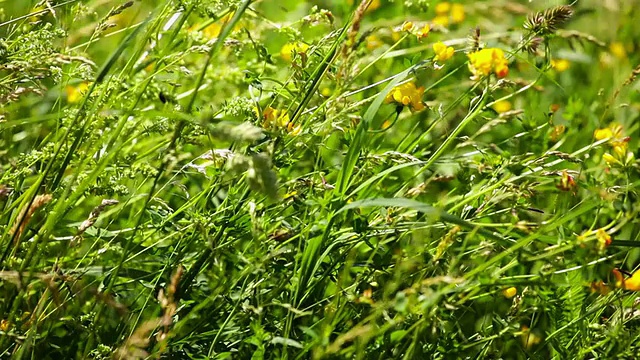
top-left (1, 0), bottom-right (640, 358)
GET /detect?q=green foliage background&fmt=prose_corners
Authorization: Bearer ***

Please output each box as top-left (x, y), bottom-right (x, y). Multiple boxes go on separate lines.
top-left (1, 0), bottom-right (640, 359)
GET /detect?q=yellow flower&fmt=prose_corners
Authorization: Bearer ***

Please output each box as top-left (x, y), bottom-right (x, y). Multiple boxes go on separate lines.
top-left (468, 48), bottom-right (509, 79)
top-left (433, 15), bottom-right (449, 27)
top-left (65, 82), bottom-right (90, 104)
top-left (551, 58), bottom-right (570, 72)
top-left (432, 2), bottom-right (464, 27)
top-left (280, 42), bottom-right (309, 62)
top-left (492, 100), bottom-right (512, 114)
top-left (384, 82), bottom-right (426, 111)
top-left (593, 127), bottom-right (613, 141)
top-left (366, 35), bottom-right (383, 51)
top-left (520, 325), bottom-right (542, 349)
top-left (609, 41), bottom-right (626, 59)
top-left (435, 2), bottom-right (451, 15)
top-left (613, 142), bottom-right (627, 158)
top-left (503, 287), bottom-right (517, 299)
top-left (287, 122), bottom-right (302, 136)
top-left (468, 49), bottom-right (493, 76)
top-left (199, 13), bottom-right (235, 39)
top-left (602, 153), bottom-right (618, 166)
top-left (450, 4), bottom-right (465, 24)
top-left (595, 228), bottom-right (612, 249)
top-left (260, 107), bottom-right (288, 128)
top-left (594, 123), bottom-right (629, 159)
top-left (549, 125), bottom-right (566, 142)
top-left (416, 24), bottom-right (430, 40)
top-left (402, 21), bottom-right (414, 32)
top-left (614, 269), bottom-right (640, 291)
top-left (433, 41), bottom-right (454, 62)
top-left (391, 30), bottom-right (402, 42)
top-left (259, 107), bottom-right (300, 135)
top-left (202, 23), bottom-right (223, 38)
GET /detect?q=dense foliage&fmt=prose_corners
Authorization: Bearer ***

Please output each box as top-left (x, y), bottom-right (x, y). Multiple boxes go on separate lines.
top-left (1, 0), bottom-right (640, 359)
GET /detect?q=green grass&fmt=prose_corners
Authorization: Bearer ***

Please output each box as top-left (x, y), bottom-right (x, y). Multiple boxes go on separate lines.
top-left (1, 0), bottom-right (640, 359)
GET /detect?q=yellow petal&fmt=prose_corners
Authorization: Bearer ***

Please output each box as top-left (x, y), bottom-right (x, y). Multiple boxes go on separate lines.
top-left (435, 2), bottom-right (451, 15)
top-left (593, 128), bottom-right (613, 140)
top-left (503, 287), bottom-right (517, 299)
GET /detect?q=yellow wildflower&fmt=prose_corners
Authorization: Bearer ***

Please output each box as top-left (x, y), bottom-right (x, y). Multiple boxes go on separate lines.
top-left (432, 2), bottom-right (464, 27)
top-left (416, 24), bottom-right (430, 40)
top-left (433, 41), bottom-right (454, 62)
top-left (450, 4), bottom-right (465, 24)
top-left (520, 325), bottom-right (543, 349)
top-left (594, 123), bottom-right (629, 162)
top-left (557, 170), bottom-right (576, 192)
top-left (202, 23), bottom-right (222, 38)
top-left (594, 123), bottom-right (623, 142)
top-left (261, 107), bottom-right (290, 128)
top-left (549, 125), bottom-right (566, 142)
top-left (595, 228), bottom-right (612, 249)
top-left (280, 42), bottom-right (309, 62)
top-left (384, 82), bottom-right (426, 111)
top-left (366, 35), bottom-right (383, 51)
top-left (287, 122), bottom-right (302, 136)
top-left (602, 153), bottom-right (618, 166)
top-left (391, 30), bottom-right (402, 42)
top-left (613, 269), bottom-right (640, 291)
top-left (402, 21), bottom-right (414, 32)
top-left (468, 48), bottom-right (509, 79)
top-left (259, 107), bottom-right (300, 135)
top-left (609, 42), bottom-right (626, 59)
top-left (503, 287), bottom-right (517, 299)
top-left (613, 142), bottom-right (627, 158)
top-left (65, 82), bottom-right (90, 104)
top-left (593, 128), bottom-right (613, 141)
top-left (433, 15), bottom-right (449, 27)
top-left (0, 319), bottom-right (8, 331)
top-left (435, 2), bottom-right (451, 15)
top-left (551, 58), bottom-right (570, 72)
top-left (199, 13), bottom-right (235, 39)
top-left (492, 100), bottom-right (512, 114)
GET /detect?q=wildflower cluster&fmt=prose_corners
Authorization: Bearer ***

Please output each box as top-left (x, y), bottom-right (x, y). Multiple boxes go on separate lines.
top-left (467, 48), bottom-right (509, 79)
top-left (577, 227), bottom-right (612, 251)
top-left (65, 82), bottom-right (89, 103)
top-left (433, 41), bottom-right (454, 63)
top-left (258, 106), bottom-right (301, 135)
top-left (280, 42), bottom-right (310, 62)
top-left (433, 2), bottom-right (465, 27)
top-left (384, 81), bottom-right (426, 111)
top-left (399, 21), bottom-right (430, 41)
top-left (594, 123), bottom-right (633, 166)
